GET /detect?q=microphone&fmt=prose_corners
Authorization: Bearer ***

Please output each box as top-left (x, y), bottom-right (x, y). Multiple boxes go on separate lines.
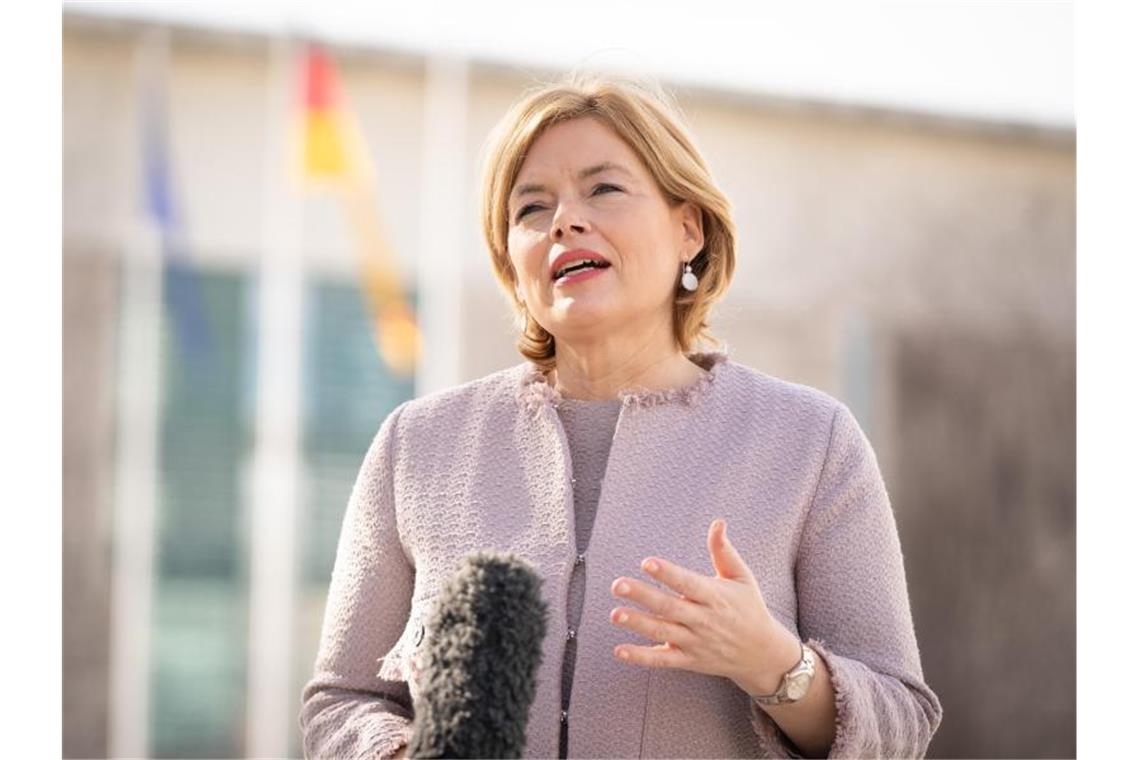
top-left (407, 550), bottom-right (549, 759)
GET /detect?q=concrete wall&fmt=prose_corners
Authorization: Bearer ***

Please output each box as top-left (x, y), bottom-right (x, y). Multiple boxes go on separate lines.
top-left (62, 243), bottom-right (119, 759)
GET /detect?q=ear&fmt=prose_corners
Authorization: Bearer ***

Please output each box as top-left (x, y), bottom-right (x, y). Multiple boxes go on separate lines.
top-left (678, 201), bottom-right (705, 261)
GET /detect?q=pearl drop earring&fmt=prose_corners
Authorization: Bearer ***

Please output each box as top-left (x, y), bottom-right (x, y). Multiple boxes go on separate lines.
top-left (680, 259), bottom-right (699, 292)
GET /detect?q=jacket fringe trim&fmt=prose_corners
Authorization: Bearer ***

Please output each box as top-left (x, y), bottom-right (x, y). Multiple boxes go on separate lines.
top-left (515, 349), bottom-right (731, 417)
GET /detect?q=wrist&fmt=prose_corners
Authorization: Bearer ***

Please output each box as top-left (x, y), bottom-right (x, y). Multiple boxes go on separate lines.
top-left (735, 627), bottom-right (804, 698)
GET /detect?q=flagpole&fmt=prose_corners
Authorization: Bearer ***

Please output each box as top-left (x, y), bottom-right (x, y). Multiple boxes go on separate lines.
top-left (108, 211), bottom-right (163, 760)
top-left (416, 54), bottom-right (469, 395)
top-left (245, 33), bottom-right (303, 758)
top-left (108, 26), bottom-right (167, 759)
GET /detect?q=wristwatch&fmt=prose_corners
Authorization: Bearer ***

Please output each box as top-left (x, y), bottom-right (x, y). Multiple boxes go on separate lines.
top-left (750, 643), bottom-right (816, 706)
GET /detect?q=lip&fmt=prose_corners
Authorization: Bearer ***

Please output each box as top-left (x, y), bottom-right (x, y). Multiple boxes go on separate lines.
top-left (554, 266), bottom-right (608, 288)
top-left (550, 249), bottom-right (611, 282)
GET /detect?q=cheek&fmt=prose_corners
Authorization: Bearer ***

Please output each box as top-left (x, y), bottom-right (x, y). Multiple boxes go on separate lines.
top-left (608, 211), bottom-right (674, 272)
top-left (621, 248), bottom-right (680, 305)
top-left (622, 237), bottom-right (676, 281)
top-left (507, 232), bottom-right (544, 281)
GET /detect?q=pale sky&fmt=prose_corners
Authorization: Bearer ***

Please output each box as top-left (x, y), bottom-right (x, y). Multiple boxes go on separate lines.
top-left (64, 0), bottom-right (1074, 128)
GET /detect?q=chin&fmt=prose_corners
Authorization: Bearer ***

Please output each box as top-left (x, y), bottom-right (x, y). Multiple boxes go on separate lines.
top-left (547, 303), bottom-right (616, 335)
top-left (551, 295), bottom-right (612, 316)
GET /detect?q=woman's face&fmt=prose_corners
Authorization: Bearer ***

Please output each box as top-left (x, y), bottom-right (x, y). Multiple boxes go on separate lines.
top-left (506, 117), bottom-right (702, 347)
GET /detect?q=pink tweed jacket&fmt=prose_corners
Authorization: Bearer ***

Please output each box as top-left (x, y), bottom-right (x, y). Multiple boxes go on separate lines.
top-left (300, 351), bottom-right (942, 758)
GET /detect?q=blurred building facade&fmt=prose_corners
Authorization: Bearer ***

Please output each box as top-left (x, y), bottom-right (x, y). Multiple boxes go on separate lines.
top-left (63, 12), bottom-right (1075, 759)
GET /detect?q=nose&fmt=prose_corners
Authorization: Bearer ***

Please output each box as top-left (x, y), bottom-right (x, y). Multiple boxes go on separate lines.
top-left (549, 201), bottom-right (588, 241)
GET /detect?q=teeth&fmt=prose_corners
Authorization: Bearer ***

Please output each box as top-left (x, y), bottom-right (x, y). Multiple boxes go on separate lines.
top-left (554, 258), bottom-right (606, 280)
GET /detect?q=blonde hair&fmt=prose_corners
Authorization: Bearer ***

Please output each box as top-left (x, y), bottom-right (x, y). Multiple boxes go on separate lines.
top-left (479, 72), bottom-right (736, 371)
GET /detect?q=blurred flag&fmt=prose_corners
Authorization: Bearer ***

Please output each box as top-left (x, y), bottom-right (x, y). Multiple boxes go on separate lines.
top-left (296, 44), bottom-right (420, 376)
top-left (139, 37), bottom-right (214, 370)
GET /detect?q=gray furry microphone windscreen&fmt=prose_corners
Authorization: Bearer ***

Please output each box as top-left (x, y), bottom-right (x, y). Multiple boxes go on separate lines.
top-left (405, 551), bottom-right (548, 758)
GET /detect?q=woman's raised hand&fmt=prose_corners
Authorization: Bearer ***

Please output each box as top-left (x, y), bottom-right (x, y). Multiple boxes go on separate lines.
top-left (609, 519), bottom-right (803, 697)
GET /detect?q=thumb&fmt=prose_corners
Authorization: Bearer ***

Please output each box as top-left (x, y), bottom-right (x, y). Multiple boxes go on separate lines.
top-left (707, 519), bottom-right (752, 581)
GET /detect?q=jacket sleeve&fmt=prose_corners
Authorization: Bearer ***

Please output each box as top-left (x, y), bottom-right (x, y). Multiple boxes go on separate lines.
top-left (300, 401), bottom-right (417, 760)
top-left (749, 402), bottom-right (943, 758)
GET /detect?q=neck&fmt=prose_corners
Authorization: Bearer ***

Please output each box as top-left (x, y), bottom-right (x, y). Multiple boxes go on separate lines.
top-left (547, 322), bottom-right (705, 400)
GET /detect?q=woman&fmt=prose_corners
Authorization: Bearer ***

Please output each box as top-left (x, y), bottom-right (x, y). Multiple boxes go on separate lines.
top-left (301, 74), bottom-right (942, 759)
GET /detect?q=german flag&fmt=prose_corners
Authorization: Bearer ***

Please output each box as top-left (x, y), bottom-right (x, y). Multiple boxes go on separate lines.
top-left (298, 44), bottom-right (420, 377)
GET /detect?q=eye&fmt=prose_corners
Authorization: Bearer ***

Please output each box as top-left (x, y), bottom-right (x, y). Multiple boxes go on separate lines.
top-left (513, 184), bottom-right (622, 223)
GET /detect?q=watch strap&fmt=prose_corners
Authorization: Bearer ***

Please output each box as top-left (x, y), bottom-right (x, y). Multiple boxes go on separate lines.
top-left (750, 642), bottom-right (815, 706)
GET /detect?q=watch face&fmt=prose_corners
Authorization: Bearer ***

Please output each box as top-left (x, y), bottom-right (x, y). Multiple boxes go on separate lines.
top-left (786, 673), bottom-right (811, 701)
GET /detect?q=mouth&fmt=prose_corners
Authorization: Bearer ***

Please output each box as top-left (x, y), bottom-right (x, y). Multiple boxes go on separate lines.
top-left (550, 249), bottom-right (612, 283)
top-left (553, 264), bottom-right (610, 288)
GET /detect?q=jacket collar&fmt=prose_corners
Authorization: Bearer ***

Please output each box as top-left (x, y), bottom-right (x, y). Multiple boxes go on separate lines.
top-left (516, 349), bottom-right (730, 417)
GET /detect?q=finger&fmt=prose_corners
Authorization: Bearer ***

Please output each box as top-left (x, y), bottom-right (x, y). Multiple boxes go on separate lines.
top-left (610, 606), bottom-right (697, 648)
top-left (611, 576), bottom-right (703, 627)
top-left (614, 641), bottom-right (692, 670)
top-left (639, 556), bottom-right (717, 605)
top-left (707, 519), bottom-right (754, 581)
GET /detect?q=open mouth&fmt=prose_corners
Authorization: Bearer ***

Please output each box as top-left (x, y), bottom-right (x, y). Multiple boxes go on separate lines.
top-left (552, 259), bottom-right (612, 282)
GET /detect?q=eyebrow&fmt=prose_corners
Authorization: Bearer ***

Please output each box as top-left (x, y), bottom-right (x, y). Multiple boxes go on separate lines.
top-left (511, 161), bottom-right (634, 199)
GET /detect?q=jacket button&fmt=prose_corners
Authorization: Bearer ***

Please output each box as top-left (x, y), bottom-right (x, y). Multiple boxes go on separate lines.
top-left (575, 553), bottom-right (586, 566)
top-left (567, 627), bottom-right (576, 641)
top-left (561, 709), bottom-right (568, 723)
